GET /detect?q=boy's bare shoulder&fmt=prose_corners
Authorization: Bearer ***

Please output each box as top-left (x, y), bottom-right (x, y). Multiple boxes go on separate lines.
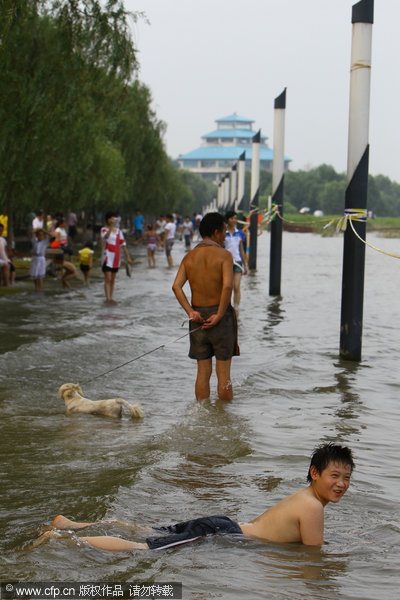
top-left (282, 487), bottom-right (323, 512)
top-left (293, 488), bottom-right (324, 515)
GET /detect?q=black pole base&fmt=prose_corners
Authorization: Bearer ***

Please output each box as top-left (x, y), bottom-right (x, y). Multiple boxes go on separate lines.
top-left (269, 178), bottom-right (284, 295)
top-left (339, 146), bottom-right (369, 362)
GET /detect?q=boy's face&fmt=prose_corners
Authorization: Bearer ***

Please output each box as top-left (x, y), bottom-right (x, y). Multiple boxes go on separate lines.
top-left (310, 460), bottom-right (351, 504)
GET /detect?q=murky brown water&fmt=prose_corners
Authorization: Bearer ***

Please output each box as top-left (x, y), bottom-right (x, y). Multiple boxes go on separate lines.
top-left (1, 231), bottom-right (400, 599)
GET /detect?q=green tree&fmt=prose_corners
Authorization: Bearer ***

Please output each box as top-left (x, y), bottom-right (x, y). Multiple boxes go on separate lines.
top-left (369, 174), bottom-right (400, 216)
top-left (0, 1), bottom-right (146, 233)
top-left (177, 171), bottom-right (216, 214)
top-left (319, 180), bottom-right (346, 215)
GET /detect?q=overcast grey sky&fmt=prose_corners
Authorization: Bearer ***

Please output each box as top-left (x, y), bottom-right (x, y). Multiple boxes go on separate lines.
top-left (125, 0), bottom-right (399, 182)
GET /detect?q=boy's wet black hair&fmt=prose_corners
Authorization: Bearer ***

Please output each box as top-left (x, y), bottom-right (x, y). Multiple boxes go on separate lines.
top-left (307, 443), bottom-right (355, 482)
top-left (199, 212), bottom-right (225, 238)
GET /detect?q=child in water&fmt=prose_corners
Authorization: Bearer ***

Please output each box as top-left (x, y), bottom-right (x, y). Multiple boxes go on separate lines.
top-left (30, 229), bottom-right (51, 292)
top-left (78, 241), bottom-right (94, 286)
top-left (31, 444), bottom-right (354, 551)
top-left (135, 224), bottom-right (161, 267)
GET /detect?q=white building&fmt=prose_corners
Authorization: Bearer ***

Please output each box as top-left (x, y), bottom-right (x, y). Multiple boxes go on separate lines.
top-left (177, 113), bottom-right (291, 182)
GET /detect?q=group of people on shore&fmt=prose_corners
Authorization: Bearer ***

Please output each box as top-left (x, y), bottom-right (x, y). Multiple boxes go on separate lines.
top-left (29, 211), bottom-right (80, 290)
top-left (3, 209), bottom-right (206, 299)
top-left (103, 209), bottom-right (251, 307)
top-left (1, 208), bottom-right (251, 309)
top-left (0, 209), bottom-right (95, 291)
top-left (101, 211), bottom-right (207, 300)
top-left (131, 211), bottom-right (204, 267)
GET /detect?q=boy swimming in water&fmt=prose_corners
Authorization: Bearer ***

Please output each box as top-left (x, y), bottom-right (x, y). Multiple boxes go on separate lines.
top-left (32, 443), bottom-right (354, 550)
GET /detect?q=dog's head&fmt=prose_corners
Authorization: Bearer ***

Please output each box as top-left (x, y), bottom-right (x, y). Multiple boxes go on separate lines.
top-left (58, 383), bottom-right (83, 400)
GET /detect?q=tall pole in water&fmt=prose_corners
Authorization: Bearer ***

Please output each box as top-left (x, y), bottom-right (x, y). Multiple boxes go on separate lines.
top-left (224, 173), bottom-right (230, 210)
top-left (230, 163), bottom-right (237, 211)
top-left (248, 130), bottom-right (260, 270)
top-left (269, 88), bottom-right (287, 296)
top-left (217, 179), bottom-right (223, 213)
top-left (236, 151), bottom-right (246, 212)
top-left (340, 0), bottom-right (373, 361)
top-left (221, 175), bottom-right (227, 210)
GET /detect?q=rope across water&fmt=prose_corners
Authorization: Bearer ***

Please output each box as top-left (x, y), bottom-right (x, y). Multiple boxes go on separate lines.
top-left (80, 321), bottom-right (203, 385)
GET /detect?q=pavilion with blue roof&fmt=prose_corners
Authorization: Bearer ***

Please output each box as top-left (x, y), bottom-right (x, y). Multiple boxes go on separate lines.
top-left (177, 114), bottom-right (291, 182)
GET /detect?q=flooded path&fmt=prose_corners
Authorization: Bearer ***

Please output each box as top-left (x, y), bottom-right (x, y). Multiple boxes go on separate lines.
top-left (1, 232), bottom-right (400, 599)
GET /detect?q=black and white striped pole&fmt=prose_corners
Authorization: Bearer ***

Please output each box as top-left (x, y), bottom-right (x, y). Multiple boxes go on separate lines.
top-left (230, 163), bottom-right (237, 211)
top-left (217, 179), bottom-right (223, 213)
top-left (340, 0), bottom-right (373, 361)
top-left (248, 130), bottom-right (261, 270)
top-left (221, 175), bottom-right (227, 211)
top-left (269, 88), bottom-right (287, 296)
top-left (224, 173), bottom-right (230, 210)
top-left (236, 151), bottom-right (246, 212)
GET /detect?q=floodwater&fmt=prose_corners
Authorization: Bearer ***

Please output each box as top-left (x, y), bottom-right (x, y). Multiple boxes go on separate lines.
top-left (1, 231), bottom-right (400, 599)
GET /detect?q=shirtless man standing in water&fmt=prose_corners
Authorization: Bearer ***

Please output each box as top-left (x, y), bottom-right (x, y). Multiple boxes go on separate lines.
top-left (32, 444), bottom-right (354, 551)
top-left (172, 212), bottom-right (239, 401)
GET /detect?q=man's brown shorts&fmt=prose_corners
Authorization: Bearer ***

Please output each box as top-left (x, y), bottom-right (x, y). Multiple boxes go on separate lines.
top-left (189, 304), bottom-right (240, 361)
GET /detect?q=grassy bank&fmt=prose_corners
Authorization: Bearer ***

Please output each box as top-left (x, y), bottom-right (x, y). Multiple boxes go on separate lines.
top-left (280, 213), bottom-right (400, 237)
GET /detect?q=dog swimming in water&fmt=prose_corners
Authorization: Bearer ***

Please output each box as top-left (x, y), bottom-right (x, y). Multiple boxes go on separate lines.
top-left (58, 383), bottom-right (144, 419)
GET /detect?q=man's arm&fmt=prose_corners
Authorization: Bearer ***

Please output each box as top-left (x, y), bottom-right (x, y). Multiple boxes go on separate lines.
top-left (299, 503), bottom-right (324, 546)
top-left (172, 261), bottom-right (203, 323)
top-left (123, 245), bottom-right (132, 264)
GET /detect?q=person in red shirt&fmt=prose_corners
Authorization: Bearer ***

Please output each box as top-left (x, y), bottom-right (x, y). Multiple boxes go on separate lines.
top-left (100, 212), bottom-right (132, 302)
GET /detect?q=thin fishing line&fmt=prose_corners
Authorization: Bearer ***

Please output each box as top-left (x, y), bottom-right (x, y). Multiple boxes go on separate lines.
top-left (80, 323), bottom-right (203, 385)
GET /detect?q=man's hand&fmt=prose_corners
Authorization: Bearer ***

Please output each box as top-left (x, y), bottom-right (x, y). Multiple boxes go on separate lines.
top-left (202, 313), bottom-right (221, 329)
top-left (189, 310), bottom-right (204, 323)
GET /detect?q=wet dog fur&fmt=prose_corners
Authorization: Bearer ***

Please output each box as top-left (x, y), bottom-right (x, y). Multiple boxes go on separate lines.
top-left (58, 383), bottom-right (144, 419)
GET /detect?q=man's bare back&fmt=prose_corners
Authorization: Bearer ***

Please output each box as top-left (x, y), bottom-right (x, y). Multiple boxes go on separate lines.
top-left (178, 240), bottom-right (233, 309)
top-left (172, 215), bottom-right (234, 329)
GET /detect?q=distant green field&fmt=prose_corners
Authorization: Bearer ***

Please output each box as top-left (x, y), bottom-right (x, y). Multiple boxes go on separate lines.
top-left (279, 213), bottom-right (400, 236)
